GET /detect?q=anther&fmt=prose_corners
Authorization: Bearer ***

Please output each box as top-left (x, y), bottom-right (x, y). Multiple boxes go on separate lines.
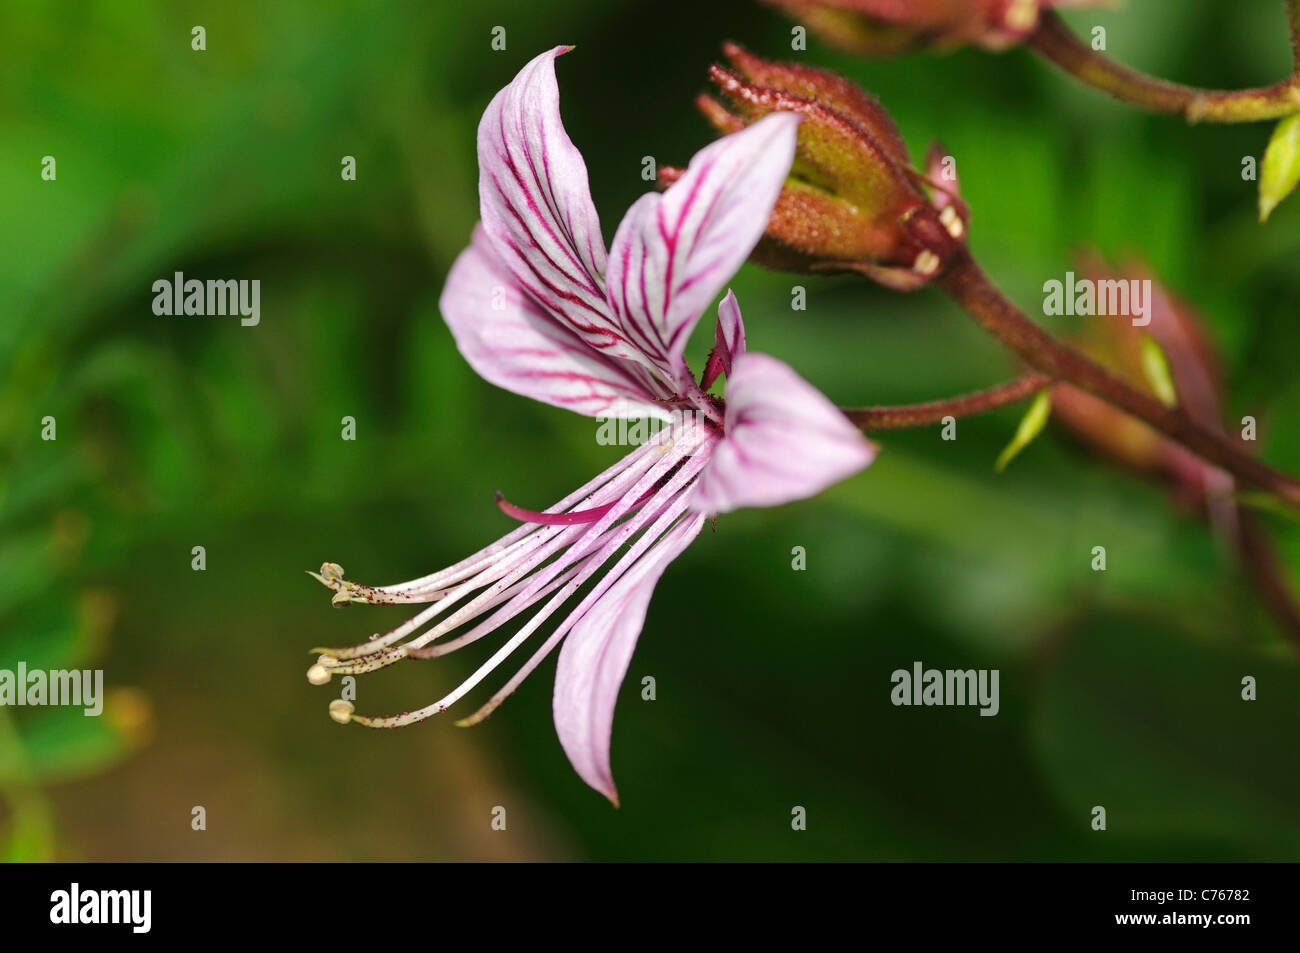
top-left (328, 699), bottom-right (355, 724)
top-left (913, 250), bottom-right (941, 276)
top-left (307, 664), bottom-right (332, 685)
top-left (939, 205), bottom-right (964, 239)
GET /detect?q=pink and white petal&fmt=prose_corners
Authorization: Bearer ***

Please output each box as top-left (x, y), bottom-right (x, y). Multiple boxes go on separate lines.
top-left (553, 512), bottom-right (706, 804)
top-left (477, 47), bottom-right (640, 363)
top-left (441, 226), bottom-right (669, 420)
top-left (605, 113), bottom-right (800, 391)
top-left (700, 289), bottom-right (747, 392)
top-left (691, 352), bottom-right (876, 514)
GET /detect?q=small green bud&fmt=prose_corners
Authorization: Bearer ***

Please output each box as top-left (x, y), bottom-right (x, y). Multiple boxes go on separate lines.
top-left (995, 390), bottom-right (1052, 472)
top-left (1139, 336), bottom-right (1178, 409)
top-left (1259, 113), bottom-right (1300, 223)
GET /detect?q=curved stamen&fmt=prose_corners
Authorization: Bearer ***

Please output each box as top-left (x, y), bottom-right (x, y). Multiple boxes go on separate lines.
top-left (307, 446), bottom-right (665, 659)
top-left (458, 505), bottom-right (708, 727)
top-left (337, 428), bottom-right (715, 729)
top-left (391, 426), bottom-right (708, 658)
top-left (374, 441), bottom-right (664, 595)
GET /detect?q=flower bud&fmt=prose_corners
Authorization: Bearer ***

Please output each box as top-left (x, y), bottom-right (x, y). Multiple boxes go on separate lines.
top-left (668, 44), bottom-right (969, 289)
top-left (762, 0), bottom-right (1083, 54)
top-left (1259, 112), bottom-right (1300, 223)
top-left (1050, 255), bottom-right (1231, 512)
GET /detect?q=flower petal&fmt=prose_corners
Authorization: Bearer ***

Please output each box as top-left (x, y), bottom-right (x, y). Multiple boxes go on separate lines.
top-left (700, 289), bottom-right (747, 391)
top-left (477, 47), bottom-right (645, 366)
top-left (606, 113), bottom-right (800, 391)
top-left (691, 352), bottom-right (876, 514)
top-left (441, 226), bottom-right (669, 419)
top-left (552, 512), bottom-right (705, 804)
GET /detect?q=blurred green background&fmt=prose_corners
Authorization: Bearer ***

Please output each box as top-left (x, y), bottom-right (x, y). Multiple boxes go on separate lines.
top-left (2, 0), bottom-right (1298, 861)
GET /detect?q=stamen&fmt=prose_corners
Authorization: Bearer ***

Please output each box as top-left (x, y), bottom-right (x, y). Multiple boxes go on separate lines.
top-left (306, 664), bottom-right (332, 685)
top-left (349, 438), bottom-right (682, 663)
top-left (1004, 0), bottom-right (1037, 32)
top-left (939, 204), bottom-right (965, 239)
top-left (305, 443), bottom-right (665, 655)
top-left (458, 491), bottom-right (708, 727)
top-left (405, 555), bottom-right (593, 659)
top-left (913, 250), bottom-right (941, 276)
top-left (392, 428), bottom-right (706, 659)
top-left (340, 430), bottom-right (714, 730)
top-left (328, 699), bottom-right (355, 724)
top-left (369, 441), bottom-right (663, 596)
top-left (312, 417), bottom-right (718, 731)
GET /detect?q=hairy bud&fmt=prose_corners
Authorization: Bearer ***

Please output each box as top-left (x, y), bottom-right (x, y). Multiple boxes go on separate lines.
top-left (668, 43), bottom-right (969, 289)
top-left (1051, 255), bottom-right (1231, 512)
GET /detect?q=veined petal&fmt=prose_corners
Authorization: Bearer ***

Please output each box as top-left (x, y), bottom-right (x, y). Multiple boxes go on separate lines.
top-left (606, 114), bottom-right (800, 391)
top-left (691, 351), bottom-right (875, 514)
top-left (700, 289), bottom-right (747, 391)
top-left (478, 47), bottom-right (644, 365)
top-left (553, 511), bottom-right (706, 804)
top-left (441, 225), bottom-right (670, 419)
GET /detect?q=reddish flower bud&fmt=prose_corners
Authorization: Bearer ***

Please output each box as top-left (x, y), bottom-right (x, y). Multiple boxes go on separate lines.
top-left (667, 44), bottom-right (969, 290)
top-left (762, 0), bottom-right (1095, 54)
top-left (1050, 255), bottom-right (1233, 513)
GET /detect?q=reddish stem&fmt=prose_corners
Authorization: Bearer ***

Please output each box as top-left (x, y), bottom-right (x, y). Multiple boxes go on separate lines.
top-left (841, 372), bottom-right (1050, 430)
top-left (938, 249), bottom-right (1300, 507)
top-left (1028, 8), bottom-right (1300, 123)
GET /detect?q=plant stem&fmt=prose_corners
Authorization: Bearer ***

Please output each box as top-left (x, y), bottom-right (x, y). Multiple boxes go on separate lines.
top-left (939, 249), bottom-right (1300, 507)
top-left (842, 372), bottom-right (1050, 430)
top-left (1028, 8), bottom-right (1300, 123)
top-left (1238, 514), bottom-right (1300, 650)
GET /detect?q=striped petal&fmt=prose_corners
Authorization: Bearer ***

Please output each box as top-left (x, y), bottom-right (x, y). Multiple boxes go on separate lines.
top-left (606, 113), bottom-right (800, 391)
top-left (691, 352), bottom-right (876, 514)
top-left (553, 511), bottom-right (706, 804)
top-left (478, 47), bottom-right (646, 367)
top-left (441, 226), bottom-right (669, 419)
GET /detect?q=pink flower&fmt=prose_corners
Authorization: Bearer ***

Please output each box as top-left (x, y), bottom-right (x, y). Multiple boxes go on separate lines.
top-left (306, 47), bottom-right (875, 804)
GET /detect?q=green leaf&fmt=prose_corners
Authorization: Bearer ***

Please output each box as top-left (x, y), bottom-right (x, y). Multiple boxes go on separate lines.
top-left (0, 796), bottom-right (55, 863)
top-left (1140, 335), bottom-right (1178, 408)
top-left (1259, 113), bottom-right (1300, 223)
top-left (0, 707), bottom-right (129, 786)
top-left (994, 391), bottom-right (1052, 473)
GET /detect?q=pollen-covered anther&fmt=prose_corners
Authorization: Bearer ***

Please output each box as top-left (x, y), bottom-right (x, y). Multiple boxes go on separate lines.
top-left (306, 663), bottom-right (332, 685)
top-left (1003, 0), bottom-right (1039, 32)
top-left (939, 205), bottom-right (964, 239)
top-left (330, 590), bottom-right (352, 607)
top-left (328, 699), bottom-right (355, 724)
top-left (320, 562), bottom-right (345, 582)
top-left (913, 250), bottom-right (942, 276)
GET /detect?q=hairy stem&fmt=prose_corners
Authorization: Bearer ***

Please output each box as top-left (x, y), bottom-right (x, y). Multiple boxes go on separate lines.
top-left (1028, 8), bottom-right (1300, 123)
top-left (939, 249), bottom-right (1300, 507)
top-left (842, 372), bottom-right (1050, 430)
